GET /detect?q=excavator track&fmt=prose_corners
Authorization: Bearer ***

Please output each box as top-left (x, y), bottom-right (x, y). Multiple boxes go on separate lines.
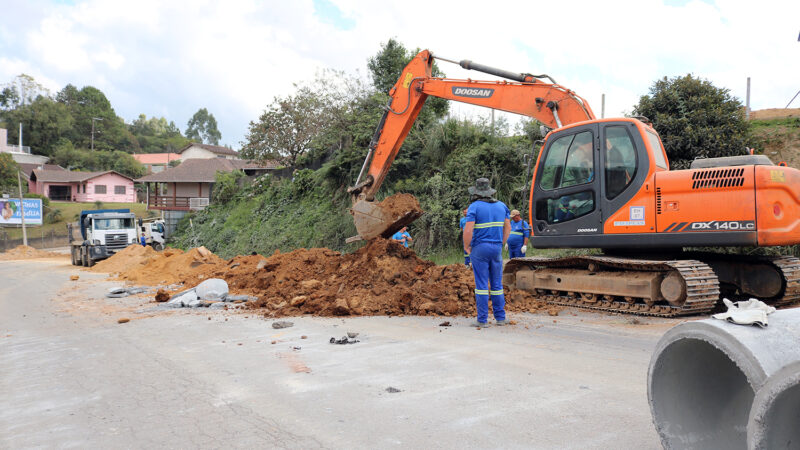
top-left (505, 255), bottom-right (720, 317)
top-left (505, 254), bottom-right (800, 317)
top-left (766, 256), bottom-right (800, 308)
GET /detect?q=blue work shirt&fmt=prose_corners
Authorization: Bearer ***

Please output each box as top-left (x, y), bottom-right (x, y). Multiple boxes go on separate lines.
top-left (466, 200), bottom-right (510, 246)
top-left (392, 231), bottom-right (412, 248)
top-left (508, 219), bottom-right (530, 247)
top-left (459, 216), bottom-right (467, 230)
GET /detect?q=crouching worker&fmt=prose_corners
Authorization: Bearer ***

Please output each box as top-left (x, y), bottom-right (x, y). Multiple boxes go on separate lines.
top-left (463, 178), bottom-right (511, 327)
top-left (506, 209), bottom-right (530, 258)
top-left (459, 208), bottom-right (470, 266)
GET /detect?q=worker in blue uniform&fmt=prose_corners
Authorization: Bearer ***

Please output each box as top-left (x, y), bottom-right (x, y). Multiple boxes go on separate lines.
top-left (391, 226), bottom-right (413, 248)
top-left (505, 209), bottom-right (530, 258)
top-left (458, 208), bottom-right (470, 266)
top-left (462, 178), bottom-right (511, 327)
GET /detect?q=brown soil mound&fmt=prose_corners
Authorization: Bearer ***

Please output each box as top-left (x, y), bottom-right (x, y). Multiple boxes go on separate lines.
top-left (0, 245), bottom-right (63, 260)
top-left (90, 245), bottom-right (160, 273)
top-left (93, 239), bottom-right (548, 318)
top-left (194, 239), bottom-right (545, 317)
top-left (94, 245), bottom-right (224, 285)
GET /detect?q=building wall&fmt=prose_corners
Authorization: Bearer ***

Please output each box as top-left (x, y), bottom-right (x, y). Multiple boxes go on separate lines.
top-left (165, 182), bottom-right (210, 198)
top-left (75, 173), bottom-right (136, 203)
top-left (180, 146), bottom-right (237, 160)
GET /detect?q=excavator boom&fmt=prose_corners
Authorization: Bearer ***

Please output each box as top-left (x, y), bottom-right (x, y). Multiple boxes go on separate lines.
top-left (349, 49), bottom-right (594, 240)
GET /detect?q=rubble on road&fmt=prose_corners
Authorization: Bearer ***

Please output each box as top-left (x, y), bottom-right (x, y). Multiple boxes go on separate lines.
top-left (0, 245), bottom-right (63, 260)
top-left (92, 238), bottom-right (552, 318)
top-left (272, 321), bottom-right (294, 329)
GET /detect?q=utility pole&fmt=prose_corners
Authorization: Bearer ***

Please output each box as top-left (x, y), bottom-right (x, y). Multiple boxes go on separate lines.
top-left (17, 123), bottom-right (26, 246)
top-left (91, 117), bottom-right (103, 151)
top-left (746, 77), bottom-right (751, 120)
top-left (601, 94), bottom-right (606, 119)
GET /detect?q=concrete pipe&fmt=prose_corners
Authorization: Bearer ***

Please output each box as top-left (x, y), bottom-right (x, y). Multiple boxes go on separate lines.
top-left (648, 308), bottom-right (800, 450)
top-left (748, 361), bottom-right (800, 450)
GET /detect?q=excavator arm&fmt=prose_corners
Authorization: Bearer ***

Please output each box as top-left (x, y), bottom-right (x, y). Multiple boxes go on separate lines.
top-left (348, 49), bottom-right (596, 241)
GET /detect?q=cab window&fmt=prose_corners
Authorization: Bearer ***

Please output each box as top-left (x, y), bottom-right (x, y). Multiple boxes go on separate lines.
top-left (539, 131), bottom-right (594, 190)
top-left (604, 126), bottom-right (637, 199)
top-left (645, 131), bottom-right (668, 169)
top-left (535, 191), bottom-right (595, 224)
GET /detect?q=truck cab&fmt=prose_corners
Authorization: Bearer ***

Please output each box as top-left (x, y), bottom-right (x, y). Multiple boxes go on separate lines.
top-left (70, 209), bottom-right (138, 266)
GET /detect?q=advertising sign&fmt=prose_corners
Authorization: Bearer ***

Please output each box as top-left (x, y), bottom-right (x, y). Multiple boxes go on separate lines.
top-left (0, 198), bottom-right (43, 225)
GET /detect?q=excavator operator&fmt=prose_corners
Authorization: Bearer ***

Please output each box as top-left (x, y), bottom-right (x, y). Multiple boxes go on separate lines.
top-left (462, 178), bottom-right (511, 327)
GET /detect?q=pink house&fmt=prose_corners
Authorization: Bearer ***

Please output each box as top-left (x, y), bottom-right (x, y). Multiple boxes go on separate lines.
top-left (29, 169), bottom-right (136, 203)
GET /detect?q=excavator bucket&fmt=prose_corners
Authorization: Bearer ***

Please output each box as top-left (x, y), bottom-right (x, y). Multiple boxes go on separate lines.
top-left (348, 194), bottom-right (424, 242)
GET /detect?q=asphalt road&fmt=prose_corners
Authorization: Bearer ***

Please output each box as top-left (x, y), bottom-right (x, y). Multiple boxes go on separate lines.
top-left (0, 257), bottom-right (674, 449)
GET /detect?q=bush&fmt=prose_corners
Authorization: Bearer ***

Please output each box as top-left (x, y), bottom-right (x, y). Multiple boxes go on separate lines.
top-left (23, 193), bottom-right (51, 207)
top-left (212, 170), bottom-right (245, 203)
top-left (44, 208), bottom-right (62, 224)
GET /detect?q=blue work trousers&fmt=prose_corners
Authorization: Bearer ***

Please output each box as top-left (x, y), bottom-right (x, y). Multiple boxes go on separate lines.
top-left (509, 245), bottom-right (526, 259)
top-left (470, 242), bottom-right (506, 323)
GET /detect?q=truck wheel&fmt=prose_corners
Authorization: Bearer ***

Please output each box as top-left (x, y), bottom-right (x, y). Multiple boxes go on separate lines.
top-left (152, 243), bottom-right (165, 251)
top-left (87, 256), bottom-right (95, 267)
top-left (70, 248), bottom-right (77, 265)
top-left (81, 250), bottom-right (88, 267)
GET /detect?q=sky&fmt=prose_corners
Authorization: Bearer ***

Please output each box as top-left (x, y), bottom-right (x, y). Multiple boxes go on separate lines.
top-left (1, 0), bottom-right (798, 150)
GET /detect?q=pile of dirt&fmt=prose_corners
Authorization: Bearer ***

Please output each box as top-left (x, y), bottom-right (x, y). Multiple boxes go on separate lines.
top-left (199, 239), bottom-right (546, 317)
top-left (96, 245), bottom-right (224, 285)
top-left (0, 245), bottom-right (63, 260)
top-left (93, 239), bottom-right (549, 318)
top-left (90, 245), bottom-right (160, 273)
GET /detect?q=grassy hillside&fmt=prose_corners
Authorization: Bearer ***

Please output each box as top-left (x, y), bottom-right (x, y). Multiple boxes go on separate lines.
top-left (751, 117), bottom-right (800, 168)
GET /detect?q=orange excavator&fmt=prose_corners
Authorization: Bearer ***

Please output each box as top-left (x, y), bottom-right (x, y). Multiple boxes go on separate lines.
top-left (348, 49), bottom-right (800, 316)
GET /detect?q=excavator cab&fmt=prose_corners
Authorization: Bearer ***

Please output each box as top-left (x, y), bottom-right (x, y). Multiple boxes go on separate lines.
top-left (530, 119), bottom-right (653, 247)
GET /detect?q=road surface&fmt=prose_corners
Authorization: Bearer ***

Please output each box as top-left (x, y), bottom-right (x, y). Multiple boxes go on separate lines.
top-left (0, 257), bottom-right (672, 449)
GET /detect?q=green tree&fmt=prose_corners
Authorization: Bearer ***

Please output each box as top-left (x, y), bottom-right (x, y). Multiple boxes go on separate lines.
top-left (185, 108), bottom-right (222, 145)
top-left (56, 84), bottom-right (140, 153)
top-left (129, 113), bottom-right (190, 153)
top-left (632, 74), bottom-right (750, 169)
top-left (367, 38), bottom-right (449, 122)
top-left (0, 74), bottom-right (50, 110)
top-left (1, 97), bottom-right (73, 156)
top-left (0, 153), bottom-right (19, 193)
top-left (50, 140), bottom-right (145, 178)
top-left (241, 88), bottom-right (328, 165)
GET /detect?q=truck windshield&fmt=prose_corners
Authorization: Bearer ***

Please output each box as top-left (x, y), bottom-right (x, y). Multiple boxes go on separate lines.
top-left (94, 218), bottom-right (135, 230)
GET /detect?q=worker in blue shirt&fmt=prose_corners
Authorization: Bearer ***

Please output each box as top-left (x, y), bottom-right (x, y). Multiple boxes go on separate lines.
top-left (391, 226), bottom-right (413, 248)
top-left (463, 178), bottom-right (511, 327)
top-left (505, 209), bottom-right (530, 258)
top-left (458, 208), bottom-right (470, 266)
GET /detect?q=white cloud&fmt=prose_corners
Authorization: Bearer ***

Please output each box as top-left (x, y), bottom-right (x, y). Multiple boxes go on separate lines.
top-left (2, 0), bottom-right (798, 147)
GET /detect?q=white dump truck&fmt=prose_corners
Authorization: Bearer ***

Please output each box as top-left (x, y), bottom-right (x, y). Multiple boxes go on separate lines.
top-left (69, 209), bottom-right (139, 267)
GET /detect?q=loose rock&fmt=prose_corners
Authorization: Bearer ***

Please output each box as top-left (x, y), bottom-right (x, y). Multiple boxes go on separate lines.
top-left (272, 321), bottom-right (294, 329)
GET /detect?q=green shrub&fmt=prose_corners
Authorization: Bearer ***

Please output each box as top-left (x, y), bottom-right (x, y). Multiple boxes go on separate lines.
top-left (45, 208), bottom-right (62, 224)
top-left (23, 193), bottom-right (51, 207)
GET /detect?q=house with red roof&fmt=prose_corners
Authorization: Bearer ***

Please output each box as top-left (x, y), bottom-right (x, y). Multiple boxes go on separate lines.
top-left (132, 153), bottom-right (181, 174)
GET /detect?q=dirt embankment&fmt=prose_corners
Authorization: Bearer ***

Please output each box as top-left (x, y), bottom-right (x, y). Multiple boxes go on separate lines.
top-left (94, 239), bottom-right (548, 318)
top-left (0, 245), bottom-right (64, 260)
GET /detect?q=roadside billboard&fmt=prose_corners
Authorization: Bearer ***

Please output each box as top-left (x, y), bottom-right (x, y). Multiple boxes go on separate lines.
top-left (0, 198), bottom-right (43, 225)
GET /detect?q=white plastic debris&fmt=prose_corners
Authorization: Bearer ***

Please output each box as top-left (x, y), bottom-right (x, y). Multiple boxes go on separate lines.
top-left (195, 278), bottom-right (229, 301)
top-left (712, 298), bottom-right (776, 328)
